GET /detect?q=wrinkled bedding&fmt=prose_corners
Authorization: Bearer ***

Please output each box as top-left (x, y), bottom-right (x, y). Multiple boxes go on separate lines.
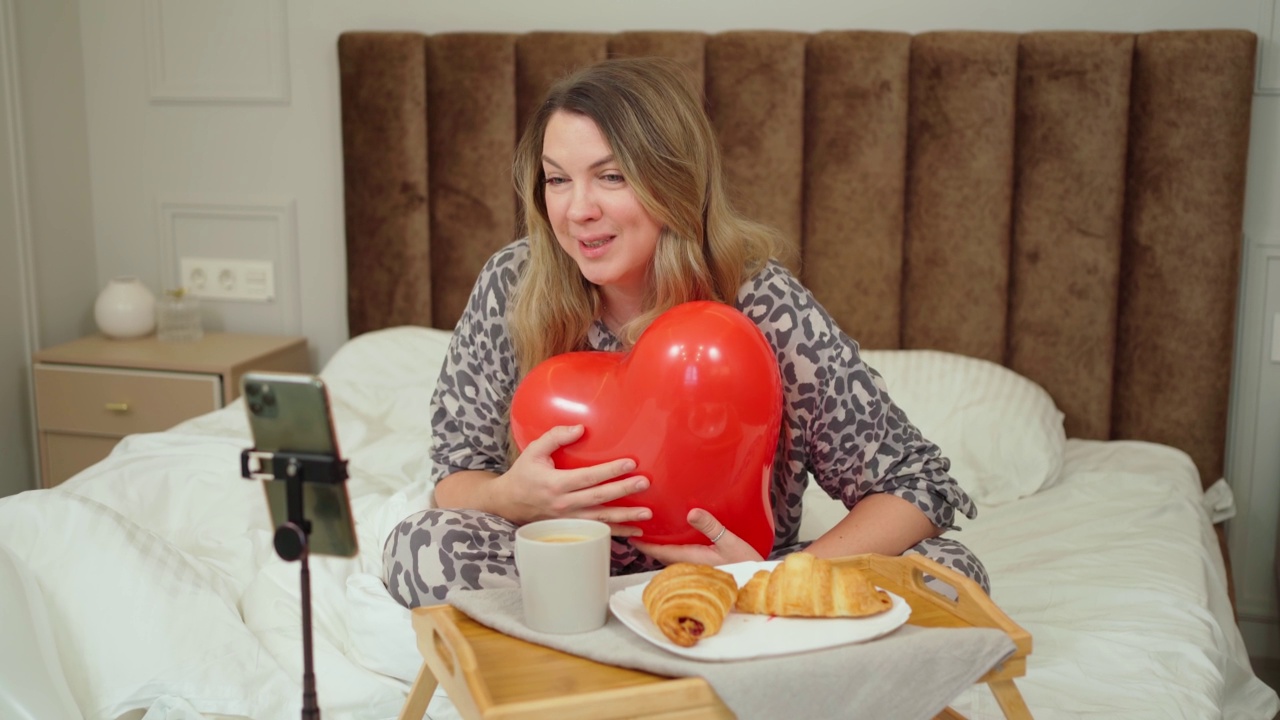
top-left (0, 326), bottom-right (1274, 720)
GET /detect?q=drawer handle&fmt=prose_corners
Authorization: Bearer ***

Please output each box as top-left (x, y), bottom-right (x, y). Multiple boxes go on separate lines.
top-left (104, 402), bottom-right (129, 413)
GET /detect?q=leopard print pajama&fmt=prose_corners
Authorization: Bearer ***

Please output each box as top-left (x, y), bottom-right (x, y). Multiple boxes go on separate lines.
top-left (382, 508), bottom-right (988, 606)
top-left (383, 240), bottom-right (989, 606)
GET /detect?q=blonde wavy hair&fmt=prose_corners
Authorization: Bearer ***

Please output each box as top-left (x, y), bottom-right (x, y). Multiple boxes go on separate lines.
top-left (510, 57), bottom-right (780, 377)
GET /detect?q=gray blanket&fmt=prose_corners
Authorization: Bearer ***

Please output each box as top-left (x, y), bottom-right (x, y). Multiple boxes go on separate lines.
top-left (448, 572), bottom-right (1015, 720)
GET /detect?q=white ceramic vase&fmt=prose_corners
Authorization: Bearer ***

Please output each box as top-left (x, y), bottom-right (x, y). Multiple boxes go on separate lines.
top-left (93, 276), bottom-right (156, 339)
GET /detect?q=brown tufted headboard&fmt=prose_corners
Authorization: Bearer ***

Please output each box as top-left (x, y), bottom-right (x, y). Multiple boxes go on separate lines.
top-left (337, 30), bottom-right (1255, 492)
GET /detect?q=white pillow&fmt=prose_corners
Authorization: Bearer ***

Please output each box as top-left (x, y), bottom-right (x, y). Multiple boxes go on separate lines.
top-left (859, 349), bottom-right (1066, 506)
top-left (321, 325), bottom-right (453, 391)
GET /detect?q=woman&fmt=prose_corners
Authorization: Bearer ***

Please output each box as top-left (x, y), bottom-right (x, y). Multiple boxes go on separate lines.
top-left (382, 58), bottom-right (987, 608)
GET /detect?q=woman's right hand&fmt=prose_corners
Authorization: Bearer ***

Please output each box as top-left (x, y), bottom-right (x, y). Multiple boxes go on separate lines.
top-left (498, 424), bottom-right (652, 537)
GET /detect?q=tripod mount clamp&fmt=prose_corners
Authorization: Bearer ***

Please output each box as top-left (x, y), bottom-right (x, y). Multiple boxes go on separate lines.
top-left (240, 449), bottom-right (348, 485)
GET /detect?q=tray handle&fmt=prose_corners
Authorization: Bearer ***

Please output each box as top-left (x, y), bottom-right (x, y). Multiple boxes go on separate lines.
top-left (835, 553), bottom-right (1031, 657)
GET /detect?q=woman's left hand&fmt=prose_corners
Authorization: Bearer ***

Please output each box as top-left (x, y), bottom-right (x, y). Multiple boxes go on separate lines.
top-left (630, 508), bottom-right (764, 566)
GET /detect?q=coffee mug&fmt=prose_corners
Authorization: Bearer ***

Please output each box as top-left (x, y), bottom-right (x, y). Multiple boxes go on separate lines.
top-left (514, 518), bottom-right (611, 634)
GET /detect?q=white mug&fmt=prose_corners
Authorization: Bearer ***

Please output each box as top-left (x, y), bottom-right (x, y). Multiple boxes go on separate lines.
top-left (514, 518), bottom-right (611, 634)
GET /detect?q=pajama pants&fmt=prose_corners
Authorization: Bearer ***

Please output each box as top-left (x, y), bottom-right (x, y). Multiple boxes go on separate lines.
top-left (382, 508), bottom-right (990, 609)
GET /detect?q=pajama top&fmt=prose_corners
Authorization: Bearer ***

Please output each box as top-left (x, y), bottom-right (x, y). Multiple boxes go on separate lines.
top-left (428, 239), bottom-right (977, 568)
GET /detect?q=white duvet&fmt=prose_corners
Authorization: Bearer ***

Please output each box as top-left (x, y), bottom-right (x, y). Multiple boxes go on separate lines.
top-left (0, 326), bottom-right (1275, 720)
top-left (943, 442), bottom-right (1278, 720)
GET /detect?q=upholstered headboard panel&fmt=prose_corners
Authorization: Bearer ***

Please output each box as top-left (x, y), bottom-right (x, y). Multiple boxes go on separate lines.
top-left (337, 30), bottom-right (1255, 488)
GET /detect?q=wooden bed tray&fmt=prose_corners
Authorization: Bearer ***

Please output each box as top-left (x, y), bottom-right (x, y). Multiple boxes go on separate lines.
top-left (397, 554), bottom-right (1033, 720)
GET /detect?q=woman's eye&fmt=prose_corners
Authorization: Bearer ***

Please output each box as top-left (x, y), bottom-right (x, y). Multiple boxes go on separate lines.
top-left (601, 173), bottom-right (625, 184)
top-left (544, 176), bottom-right (568, 187)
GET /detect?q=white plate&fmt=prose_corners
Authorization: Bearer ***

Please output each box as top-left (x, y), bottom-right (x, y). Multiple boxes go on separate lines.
top-left (609, 560), bottom-right (912, 661)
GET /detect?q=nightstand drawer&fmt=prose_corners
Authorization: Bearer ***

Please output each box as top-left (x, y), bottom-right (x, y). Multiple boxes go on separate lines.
top-left (33, 365), bottom-right (222, 436)
top-left (42, 433), bottom-right (120, 484)
top-left (33, 332), bottom-right (308, 488)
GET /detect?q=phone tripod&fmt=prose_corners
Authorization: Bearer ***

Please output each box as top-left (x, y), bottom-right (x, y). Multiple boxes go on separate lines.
top-left (242, 449), bottom-right (349, 720)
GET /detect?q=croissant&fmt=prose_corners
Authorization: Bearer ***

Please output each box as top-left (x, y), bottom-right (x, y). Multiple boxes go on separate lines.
top-left (642, 563), bottom-right (739, 647)
top-left (735, 552), bottom-right (894, 618)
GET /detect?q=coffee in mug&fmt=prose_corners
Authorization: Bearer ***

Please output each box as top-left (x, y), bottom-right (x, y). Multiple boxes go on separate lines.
top-left (535, 534), bottom-right (590, 543)
top-left (515, 519), bottom-right (610, 634)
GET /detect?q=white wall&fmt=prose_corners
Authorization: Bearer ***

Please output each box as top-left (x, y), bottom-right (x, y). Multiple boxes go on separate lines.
top-left (0, 0), bottom-right (97, 497)
top-left (1234, 87), bottom-right (1280, 654)
top-left (22, 0), bottom-right (95, 348)
top-left (0, 0), bottom-right (38, 499)
top-left (24, 0), bottom-right (1279, 651)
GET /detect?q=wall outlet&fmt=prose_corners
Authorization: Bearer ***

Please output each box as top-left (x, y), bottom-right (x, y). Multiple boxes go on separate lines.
top-left (179, 257), bottom-right (275, 302)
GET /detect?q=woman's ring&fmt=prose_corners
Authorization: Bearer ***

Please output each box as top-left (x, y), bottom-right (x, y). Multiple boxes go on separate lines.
top-left (710, 526), bottom-right (727, 544)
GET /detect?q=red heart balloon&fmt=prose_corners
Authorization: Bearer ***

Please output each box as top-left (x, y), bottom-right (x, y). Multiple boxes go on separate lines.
top-left (510, 301), bottom-right (782, 557)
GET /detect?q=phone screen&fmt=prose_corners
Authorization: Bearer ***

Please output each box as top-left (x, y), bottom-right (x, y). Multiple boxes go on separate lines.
top-left (243, 372), bottom-right (359, 558)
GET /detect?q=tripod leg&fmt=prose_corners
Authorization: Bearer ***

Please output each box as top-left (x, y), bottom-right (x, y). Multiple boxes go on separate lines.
top-left (300, 537), bottom-right (320, 720)
top-left (277, 519), bottom-right (321, 720)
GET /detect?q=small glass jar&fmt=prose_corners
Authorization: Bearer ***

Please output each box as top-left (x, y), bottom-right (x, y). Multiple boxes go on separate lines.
top-left (156, 288), bottom-right (203, 343)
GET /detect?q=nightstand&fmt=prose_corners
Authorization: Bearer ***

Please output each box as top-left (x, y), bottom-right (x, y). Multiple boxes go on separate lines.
top-left (32, 333), bottom-right (309, 487)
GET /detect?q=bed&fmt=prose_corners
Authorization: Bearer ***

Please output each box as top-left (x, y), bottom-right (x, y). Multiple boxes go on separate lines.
top-left (1, 27), bottom-right (1278, 720)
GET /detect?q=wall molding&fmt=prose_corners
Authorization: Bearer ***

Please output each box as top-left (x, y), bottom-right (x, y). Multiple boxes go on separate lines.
top-left (156, 197), bottom-right (301, 333)
top-left (142, 0), bottom-right (290, 104)
top-left (1260, 0), bottom-right (1280, 94)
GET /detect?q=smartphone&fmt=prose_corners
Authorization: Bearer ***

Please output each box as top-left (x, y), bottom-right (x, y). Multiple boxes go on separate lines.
top-left (242, 371), bottom-right (359, 558)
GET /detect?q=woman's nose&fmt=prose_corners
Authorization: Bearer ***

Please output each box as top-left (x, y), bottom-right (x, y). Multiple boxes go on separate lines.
top-left (567, 186), bottom-right (601, 223)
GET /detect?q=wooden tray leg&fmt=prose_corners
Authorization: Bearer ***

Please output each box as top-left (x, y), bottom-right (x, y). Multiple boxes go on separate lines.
top-left (397, 661), bottom-right (439, 720)
top-left (932, 681), bottom-right (1033, 720)
top-left (988, 679), bottom-right (1032, 720)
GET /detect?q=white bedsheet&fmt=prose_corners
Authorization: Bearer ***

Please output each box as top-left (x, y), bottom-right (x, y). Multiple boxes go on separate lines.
top-left (943, 441), bottom-right (1278, 719)
top-left (0, 326), bottom-right (1275, 720)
